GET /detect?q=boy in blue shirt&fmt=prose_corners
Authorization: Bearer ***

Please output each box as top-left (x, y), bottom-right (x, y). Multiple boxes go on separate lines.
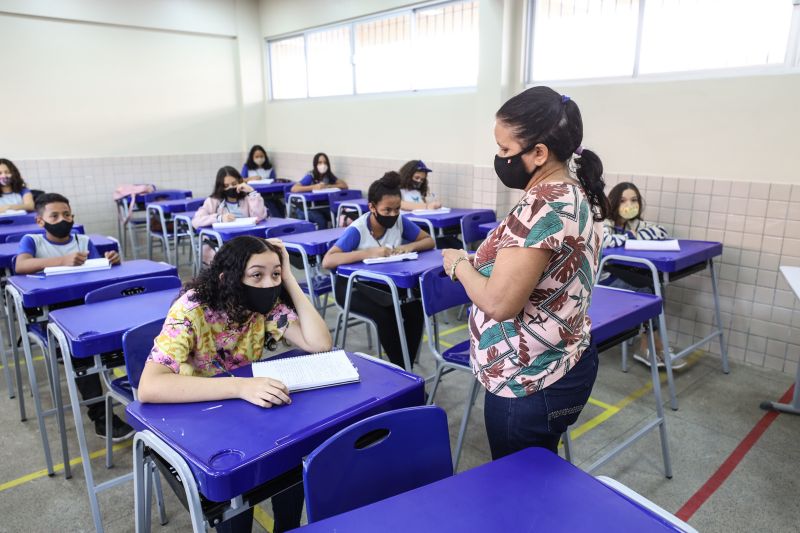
top-left (16, 193), bottom-right (132, 440)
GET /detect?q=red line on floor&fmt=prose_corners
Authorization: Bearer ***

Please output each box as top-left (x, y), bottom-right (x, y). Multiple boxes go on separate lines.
top-left (675, 384), bottom-right (795, 522)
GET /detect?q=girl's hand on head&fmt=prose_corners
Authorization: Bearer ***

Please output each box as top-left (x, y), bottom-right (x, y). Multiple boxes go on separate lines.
top-left (266, 238), bottom-right (294, 280)
top-left (237, 377), bottom-right (291, 407)
top-left (238, 183), bottom-right (254, 194)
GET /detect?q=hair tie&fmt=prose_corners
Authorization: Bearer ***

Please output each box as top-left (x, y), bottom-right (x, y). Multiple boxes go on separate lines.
top-left (561, 95), bottom-right (570, 104)
top-left (574, 146), bottom-right (584, 156)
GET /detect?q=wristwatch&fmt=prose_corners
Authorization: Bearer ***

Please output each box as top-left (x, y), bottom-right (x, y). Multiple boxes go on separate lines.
top-left (450, 254), bottom-right (468, 281)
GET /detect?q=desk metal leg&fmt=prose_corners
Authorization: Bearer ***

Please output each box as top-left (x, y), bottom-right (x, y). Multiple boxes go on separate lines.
top-left (46, 327), bottom-right (72, 479)
top-left (656, 295), bottom-right (679, 411)
top-left (7, 304), bottom-right (25, 413)
top-left (760, 360), bottom-right (800, 415)
top-left (0, 309), bottom-right (14, 398)
top-left (708, 258), bottom-right (729, 374)
top-left (646, 319), bottom-right (673, 478)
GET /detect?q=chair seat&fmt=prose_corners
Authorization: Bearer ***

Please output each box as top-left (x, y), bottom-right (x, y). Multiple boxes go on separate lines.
top-left (299, 276), bottom-right (332, 296)
top-left (442, 340), bottom-right (470, 367)
top-left (110, 376), bottom-right (134, 403)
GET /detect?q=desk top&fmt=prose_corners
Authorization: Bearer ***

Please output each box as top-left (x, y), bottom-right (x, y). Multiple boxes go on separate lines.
top-left (336, 250), bottom-right (443, 289)
top-left (780, 266), bottom-right (800, 300)
top-left (199, 217), bottom-right (308, 241)
top-left (7, 259), bottom-right (176, 308)
top-left (0, 223), bottom-right (85, 243)
top-left (281, 227), bottom-right (346, 256)
top-left (287, 189), bottom-right (362, 204)
top-left (148, 198), bottom-right (203, 214)
top-left (0, 213), bottom-right (36, 225)
top-left (405, 208), bottom-right (495, 229)
top-left (139, 189), bottom-right (192, 203)
top-left (126, 351), bottom-right (424, 502)
top-left (589, 286), bottom-right (662, 345)
top-left (602, 239), bottom-right (722, 273)
top-left (293, 447), bottom-right (681, 532)
top-left (48, 288), bottom-right (179, 358)
top-left (249, 181), bottom-right (293, 194)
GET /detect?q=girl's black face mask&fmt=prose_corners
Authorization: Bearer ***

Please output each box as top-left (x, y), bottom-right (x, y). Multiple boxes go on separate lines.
top-left (242, 284), bottom-right (281, 315)
top-left (494, 145), bottom-right (538, 190)
top-left (372, 211), bottom-right (399, 229)
top-left (225, 187), bottom-right (245, 201)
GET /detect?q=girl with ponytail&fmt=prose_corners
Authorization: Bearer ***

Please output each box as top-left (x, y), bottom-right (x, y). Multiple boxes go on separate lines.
top-left (441, 86), bottom-right (605, 458)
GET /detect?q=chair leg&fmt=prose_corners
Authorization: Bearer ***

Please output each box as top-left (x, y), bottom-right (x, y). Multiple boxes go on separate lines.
top-left (621, 340), bottom-right (629, 373)
top-left (426, 364), bottom-right (445, 405)
top-left (453, 379), bottom-right (480, 472)
top-left (562, 430), bottom-right (574, 463)
top-left (333, 312), bottom-right (342, 347)
top-left (105, 394), bottom-right (114, 468)
top-left (151, 461), bottom-right (169, 525)
top-left (365, 321), bottom-right (374, 351)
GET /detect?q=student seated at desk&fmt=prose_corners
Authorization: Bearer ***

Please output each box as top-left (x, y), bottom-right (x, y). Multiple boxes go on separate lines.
top-left (242, 144), bottom-right (286, 218)
top-left (289, 153), bottom-right (347, 229)
top-left (139, 236), bottom-right (331, 533)
top-left (14, 193), bottom-right (130, 440)
top-left (0, 158), bottom-right (35, 213)
top-left (193, 166), bottom-right (267, 266)
top-left (322, 172), bottom-right (435, 369)
top-left (399, 159), bottom-right (462, 249)
top-left (601, 182), bottom-right (684, 369)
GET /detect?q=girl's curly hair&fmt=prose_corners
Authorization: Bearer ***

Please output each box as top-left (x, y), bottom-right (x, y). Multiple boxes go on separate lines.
top-left (183, 236), bottom-right (292, 326)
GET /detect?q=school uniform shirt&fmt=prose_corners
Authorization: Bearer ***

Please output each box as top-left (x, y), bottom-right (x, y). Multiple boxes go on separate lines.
top-left (333, 212), bottom-right (421, 253)
top-left (241, 164), bottom-right (275, 180)
top-left (601, 218), bottom-right (669, 248)
top-left (147, 290), bottom-right (297, 377)
top-left (400, 188), bottom-right (435, 205)
top-left (298, 173), bottom-right (336, 187)
top-left (18, 233), bottom-right (99, 260)
top-left (0, 187), bottom-right (31, 206)
top-left (191, 193), bottom-right (268, 229)
top-left (470, 182), bottom-right (603, 398)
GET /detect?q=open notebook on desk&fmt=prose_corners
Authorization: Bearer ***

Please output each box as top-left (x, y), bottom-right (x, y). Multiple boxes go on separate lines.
top-left (363, 252), bottom-right (418, 265)
top-left (42, 258), bottom-right (111, 276)
top-left (212, 217), bottom-right (257, 230)
top-left (405, 207), bottom-right (451, 215)
top-left (624, 239), bottom-right (681, 252)
top-left (252, 349), bottom-right (360, 392)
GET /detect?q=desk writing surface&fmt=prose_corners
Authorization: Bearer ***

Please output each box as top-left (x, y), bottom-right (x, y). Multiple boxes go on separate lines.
top-left (7, 259), bottom-right (176, 307)
top-left (208, 218), bottom-right (307, 241)
top-left (293, 447), bottom-right (681, 532)
top-left (335, 250), bottom-right (442, 289)
top-left (588, 286), bottom-right (662, 345)
top-left (281, 228), bottom-right (346, 256)
top-left (407, 208), bottom-right (495, 229)
top-left (602, 240), bottom-right (722, 273)
top-left (47, 288), bottom-right (180, 357)
top-left (127, 352), bottom-right (424, 502)
top-left (0, 223), bottom-right (85, 243)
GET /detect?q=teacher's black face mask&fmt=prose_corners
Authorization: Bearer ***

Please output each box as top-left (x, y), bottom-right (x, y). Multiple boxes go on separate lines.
top-left (494, 145), bottom-right (538, 190)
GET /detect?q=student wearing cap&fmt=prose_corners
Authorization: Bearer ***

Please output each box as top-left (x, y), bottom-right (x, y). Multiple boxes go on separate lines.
top-left (398, 160), bottom-right (441, 211)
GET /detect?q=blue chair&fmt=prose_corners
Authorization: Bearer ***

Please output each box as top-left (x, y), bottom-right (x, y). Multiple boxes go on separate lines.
top-left (419, 266), bottom-right (479, 470)
top-left (326, 189), bottom-right (361, 226)
top-left (146, 191), bottom-right (193, 264)
top-left (85, 276), bottom-right (181, 467)
top-left (460, 210), bottom-right (496, 251)
top-left (4, 229), bottom-right (82, 244)
top-left (303, 406), bottom-right (453, 523)
top-left (264, 221), bottom-right (315, 239)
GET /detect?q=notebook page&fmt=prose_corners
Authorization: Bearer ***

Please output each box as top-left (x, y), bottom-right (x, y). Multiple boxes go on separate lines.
top-left (409, 207), bottom-right (451, 215)
top-left (212, 217), bottom-right (257, 230)
top-left (316, 188), bottom-right (341, 194)
top-left (624, 239), bottom-right (680, 252)
top-left (43, 258), bottom-right (111, 276)
top-left (251, 350), bottom-right (360, 392)
top-left (363, 252), bottom-right (418, 265)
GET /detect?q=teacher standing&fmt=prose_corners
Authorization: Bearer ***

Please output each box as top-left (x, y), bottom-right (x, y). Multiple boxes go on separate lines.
top-left (442, 86), bottom-right (609, 459)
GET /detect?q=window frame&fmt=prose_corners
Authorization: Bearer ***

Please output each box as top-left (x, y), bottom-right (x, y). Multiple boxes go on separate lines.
top-left (265, 0), bottom-right (480, 101)
top-left (524, 0), bottom-right (800, 88)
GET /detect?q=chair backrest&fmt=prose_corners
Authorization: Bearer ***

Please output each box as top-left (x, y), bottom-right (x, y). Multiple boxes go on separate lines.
top-left (326, 189), bottom-right (361, 202)
top-left (84, 276), bottom-right (182, 304)
top-left (419, 266), bottom-right (471, 317)
top-left (122, 318), bottom-right (165, 391)
top-left (5, 229), bottom-right (82, 243)
top-left (264, 221), bottom-right (315, 238)
top-left (460, 210), bottom-right (497, 249)
top-left (303, 405), bottom-right (453, 523)
top-left (147, 190), bottom-right (187, 203)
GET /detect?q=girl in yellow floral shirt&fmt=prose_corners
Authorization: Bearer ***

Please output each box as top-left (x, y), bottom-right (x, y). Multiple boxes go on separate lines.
top-left (138, 235), bottom-right (331, 533)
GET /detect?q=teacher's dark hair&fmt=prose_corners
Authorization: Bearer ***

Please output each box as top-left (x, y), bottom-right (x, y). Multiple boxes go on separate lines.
top-left (496, 86), bottom-right (609, 221)
top-left (184, 236), bottom-right (293, 326)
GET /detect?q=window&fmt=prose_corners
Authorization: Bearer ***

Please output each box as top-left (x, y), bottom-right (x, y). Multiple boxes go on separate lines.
top-left (267, 0), bottom-right (479, 100)
top-left (527, 0), bottom-right (798, 83)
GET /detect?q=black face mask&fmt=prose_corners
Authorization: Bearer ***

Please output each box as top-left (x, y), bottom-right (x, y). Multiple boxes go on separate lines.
top-left (224, 187), bottom-right (245, 201)
top-left (494, 145), bottom-right (538, 190)
top-left (373, 211), bottom-right (399, 230)
top-left (242, 284), bottom-right (281, 315)
top-left (44, 220), bottom-right (74, 239)
top-left (412, 180), bottom-right (425, 190)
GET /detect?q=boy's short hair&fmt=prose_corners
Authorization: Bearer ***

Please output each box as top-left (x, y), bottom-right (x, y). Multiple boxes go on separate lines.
top-left (34, 193), bottom-right (71, 216)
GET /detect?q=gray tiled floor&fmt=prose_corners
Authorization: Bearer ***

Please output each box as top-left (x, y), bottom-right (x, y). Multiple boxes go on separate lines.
top-left (0, 264), bottom-right (798, 532)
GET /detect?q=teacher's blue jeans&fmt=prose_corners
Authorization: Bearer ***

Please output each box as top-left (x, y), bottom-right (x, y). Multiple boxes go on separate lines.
top-left (483, 345), bottom-right (598, 460)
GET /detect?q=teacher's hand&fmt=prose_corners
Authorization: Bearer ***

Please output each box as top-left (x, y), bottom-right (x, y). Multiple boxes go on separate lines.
top-left (441, 248), bottom-right (467, 275)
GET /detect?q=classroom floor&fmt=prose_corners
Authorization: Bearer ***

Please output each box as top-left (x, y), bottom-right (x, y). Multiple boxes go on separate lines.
top-left (0, 272), bottom-right (798, 532)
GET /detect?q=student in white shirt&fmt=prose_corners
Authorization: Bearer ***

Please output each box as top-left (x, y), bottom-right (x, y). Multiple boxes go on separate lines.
top-left (398, 160), bottom-right (441, 211)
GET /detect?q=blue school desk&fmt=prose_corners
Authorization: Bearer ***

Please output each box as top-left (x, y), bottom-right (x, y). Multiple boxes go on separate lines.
top-left (477, 220), bottom-right (499, 239)
top-left (292, 448), bottom-right (686, 533)
top-left (0, 223), bottom-right (85, 243)
top-left (87, 234), bottom-right (120, 256)
top-left (4, 260), bottom-right (177, 484)
top-left (172, 210), bottom-right (199, 272)
top-left (196, 218), bottom-right (313, 268)
top-left (286, 189), bottom-right (363, 227)
top-left (138, 189), bottom-right (192, 204)
top-left (0, 235), bottom-right (118, 272)
top-left (336, 250), bottom-right (443, 371)
top-left (145, 198), bottom-right (204, 265)
top-left (127, 351), bottom-right (425, 532)
top-left (248, 180), bottom-right (294, 195)
top-left (405, 208), bottom-right (495, 239)
top-left (601, 240), bottom-right (727, 410)
top-left (761, 266), bottom-right (800, 415)
top-left (280, 227), bottom-right (347, 311)
top-left (331, 197), bottom-right (368, 221)
top-left (281, 227), bottom-right (346, 257)
top-left (0, 212), bottom-right (36, 225)
top-left (45, 287), bottom-right (181, 533)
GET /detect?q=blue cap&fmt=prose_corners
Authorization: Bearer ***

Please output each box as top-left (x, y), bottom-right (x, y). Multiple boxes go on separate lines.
top-left (416, 160), bottom-right (433, 173)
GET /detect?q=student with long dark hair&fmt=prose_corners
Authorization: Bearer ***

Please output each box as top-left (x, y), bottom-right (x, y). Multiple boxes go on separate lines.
top-left (322, 172), bottom-right (434, 369)
top-left (397, 160), bottom-right (440, 211)
top-left (441, 86), bottom-right (608, 459)
top-left (242, 145), bottom-right (286, 218)
top-left (139, 236), bottom-right (332, 533)
top-left (289, 153), bottom-right (347, 229)
top-left (0, 158), bottom-right (34, 212)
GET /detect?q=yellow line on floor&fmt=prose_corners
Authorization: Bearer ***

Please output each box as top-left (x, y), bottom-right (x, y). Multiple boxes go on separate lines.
top-left (253, 504), bottom-right (274, 532)
top-left (587, 397), bottom-right (619, 412)
top-left (0, 440), bottom-right (133, 493)
top-left (437, 323), bottom-right (467, 337)
top-left (0, 355), bottom-right (44, 369)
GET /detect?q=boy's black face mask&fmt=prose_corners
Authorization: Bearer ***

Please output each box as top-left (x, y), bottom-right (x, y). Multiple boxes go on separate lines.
top-left (45, 220), bottom-right (74, 239)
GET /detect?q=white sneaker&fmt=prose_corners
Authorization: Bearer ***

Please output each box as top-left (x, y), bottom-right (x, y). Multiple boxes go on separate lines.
top-left (632, 349), bottom-right (687, 370)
